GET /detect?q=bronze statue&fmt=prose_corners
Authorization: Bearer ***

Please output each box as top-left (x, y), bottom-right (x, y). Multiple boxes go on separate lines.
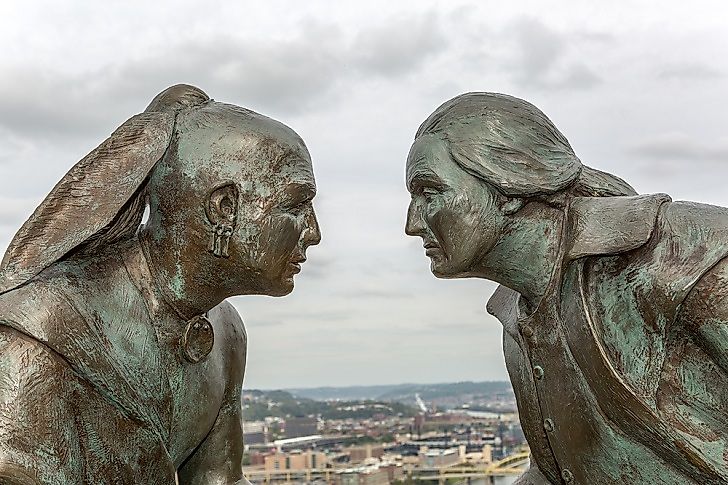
top-left (405, 93), bottom-right (728, 484)
top-left (0, 85), bottom-right (320, 484)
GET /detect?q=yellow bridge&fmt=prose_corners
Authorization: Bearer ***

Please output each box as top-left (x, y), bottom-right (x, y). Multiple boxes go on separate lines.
top-left (412, 451), bottom-right (530, 482)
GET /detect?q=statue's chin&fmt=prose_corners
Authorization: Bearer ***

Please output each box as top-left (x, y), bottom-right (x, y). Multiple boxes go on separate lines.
top-left (431, 262), bottom-right (455, 279)
top-left (432, 270), bottom-right (464, 280)
top-left (265, 278), bottom-right (295, 297)
top-left (430, 259), bottom-right (472, 280)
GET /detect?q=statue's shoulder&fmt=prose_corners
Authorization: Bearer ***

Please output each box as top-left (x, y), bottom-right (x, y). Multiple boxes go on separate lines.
top-left (567, 194), bottom-right (728, 262)
top-left (574, 196), bottom-right (728, 315)
top-left (659, 199), bottom-right (728, 241)
top-left (489, 194), bottom-right (673, 324)
top-left (214, 299), bottom-right (245, 325)
top-left (566, 193), bottom-right (671, 261)
top-left (211, 299), bottom-right (247, 341)
top-left (208, 300), bottom-right (247, 372)
top-left (0, 271), bottom-right (84, 344)
top-left (651, 200), bottom-right (728, 304)
top-left (0, 324), bottom-right (84, 485)
top-left (0, 242), bottom-right (134, 347)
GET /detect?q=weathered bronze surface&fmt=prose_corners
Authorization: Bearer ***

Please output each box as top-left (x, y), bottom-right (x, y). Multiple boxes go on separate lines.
top-left (0, 85), bottom-right (320, 484)
top-left (405, 93), bottom-right (728, 484)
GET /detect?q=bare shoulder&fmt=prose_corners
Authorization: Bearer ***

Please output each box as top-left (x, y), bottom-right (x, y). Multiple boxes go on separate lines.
top-left (209, 300), bottom-right (247, 350)
top-left (207, 300), bottom-right (247, 394)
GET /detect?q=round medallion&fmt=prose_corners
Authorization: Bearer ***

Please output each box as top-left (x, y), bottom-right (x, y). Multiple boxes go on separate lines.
top-left (181, 315), bottom-right (215, 363)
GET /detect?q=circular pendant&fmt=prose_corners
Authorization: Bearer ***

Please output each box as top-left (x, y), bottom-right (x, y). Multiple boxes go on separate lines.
top-left (181, 315), bottom-right (215, 363)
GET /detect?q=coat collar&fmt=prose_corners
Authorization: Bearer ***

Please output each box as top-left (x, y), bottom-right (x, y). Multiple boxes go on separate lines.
top-left (488, 193), bottom-right (671, 324)
top-left (565, 193), bottom-right (671, 262)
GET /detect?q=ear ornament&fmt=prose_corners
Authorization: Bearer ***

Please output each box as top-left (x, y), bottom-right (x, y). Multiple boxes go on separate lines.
top-left (205, 183), bottom-right (239, 259)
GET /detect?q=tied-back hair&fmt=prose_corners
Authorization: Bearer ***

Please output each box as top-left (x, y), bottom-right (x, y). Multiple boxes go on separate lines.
top-left (0, 85), bottom-right (210, 294)
top-left (416, 92), bottom-right (636, 199)
top-left (145, 84), bottom-right (211, 114)
top-left (81, 85), bottom-right (211, 254)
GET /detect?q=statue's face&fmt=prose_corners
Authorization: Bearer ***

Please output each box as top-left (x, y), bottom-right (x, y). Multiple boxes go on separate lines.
top-left (405, 135), bottom-right (505, 278)
top-left (238, 145), bottom-right (321, 297)
top-left (201, 120), bottom-right (322, 298)
top-left (152, 105), bottom-right (321, 299)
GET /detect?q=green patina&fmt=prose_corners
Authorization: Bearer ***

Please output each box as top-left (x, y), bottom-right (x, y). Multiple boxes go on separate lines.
top-left (0, 84), bottom-right (320, 484)
top-left (406, 92), bottom-right (728, 484)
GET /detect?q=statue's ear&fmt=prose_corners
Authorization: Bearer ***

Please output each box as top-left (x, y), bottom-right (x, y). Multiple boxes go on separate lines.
top-left (205, 183), bottom-right (239, 258)
top-left (206, 183), bottom-right (239, 227)
top-left (0, 110), bottom-right (175, 294)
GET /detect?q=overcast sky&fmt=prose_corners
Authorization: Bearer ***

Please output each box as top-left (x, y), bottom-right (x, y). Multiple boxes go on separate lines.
top-left (1, 1), bottom-right (727, 389)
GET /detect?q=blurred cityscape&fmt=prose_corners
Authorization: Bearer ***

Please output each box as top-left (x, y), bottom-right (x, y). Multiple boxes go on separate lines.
top-left (241, 381), bottom-right (529, 484)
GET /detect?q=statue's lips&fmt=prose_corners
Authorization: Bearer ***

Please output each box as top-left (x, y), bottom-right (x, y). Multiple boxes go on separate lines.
top-left (287, 258), bottom-right (305, 274)
top-left (424, 243), bottom-right (442, 257)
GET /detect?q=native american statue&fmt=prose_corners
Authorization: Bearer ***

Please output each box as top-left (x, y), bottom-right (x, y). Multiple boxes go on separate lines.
top-left (0, 85), bottom-right (320, 484)
top-left (405, 93), bottom-right (728, 484)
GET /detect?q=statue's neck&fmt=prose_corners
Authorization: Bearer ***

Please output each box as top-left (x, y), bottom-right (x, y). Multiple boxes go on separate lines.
top-left (479, 208), bottom-right (564, 312)
top-left (137, 229), bottom-right (218, 321)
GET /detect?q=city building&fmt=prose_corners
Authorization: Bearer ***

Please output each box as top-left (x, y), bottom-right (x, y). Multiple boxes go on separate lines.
top-left (347, 444), bottom-right (385, 463)
top-left (464, 444), bottom-right (493, 465)
top-left (272, 435), bottom-right (323, 452)
top-left (243, 421), bottom-right (269, 445)
top-left (379, 463), bottom-right (405, 483)
top-left (335, 464), bottom-right (398, 485)
top-left (419, 446), bottom-right (463, 468)
top-left (264, 450), bottom-right (327, 471)
top-left (284, 416), bottom-right (318, 438)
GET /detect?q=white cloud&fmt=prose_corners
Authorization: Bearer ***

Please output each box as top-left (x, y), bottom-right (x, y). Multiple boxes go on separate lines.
top-left (1, 1), bottom-right (728, 389)
top-left (503, 17), bottom-right (603, 90)
top-left (630, 132), bottom-right (728, 162)
top-left (658, 64), bottom-right (724, 81)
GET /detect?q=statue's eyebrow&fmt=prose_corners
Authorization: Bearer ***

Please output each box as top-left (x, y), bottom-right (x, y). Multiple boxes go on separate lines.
top-left (407, 167), bottom-right (445, 192)
top-left (284, 182), bottom-right (316, 205)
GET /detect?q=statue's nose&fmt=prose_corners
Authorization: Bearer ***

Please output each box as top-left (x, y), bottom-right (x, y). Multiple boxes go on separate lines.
top-left (405, 199), bottom-right (425, 237)
top-left (303, 210), bottom-right (321, 247)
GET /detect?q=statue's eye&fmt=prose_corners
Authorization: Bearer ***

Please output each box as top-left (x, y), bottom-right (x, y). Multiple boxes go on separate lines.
top-left (422, 187), bottom-right (439, 197)
top-left (284, 200), bottom-right (309, 215)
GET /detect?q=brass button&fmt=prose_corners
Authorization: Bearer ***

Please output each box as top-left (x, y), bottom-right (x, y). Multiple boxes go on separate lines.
top-left (521, 325), bottom-right (534, 337)
top-left (561, 468), bottom-right (574, 482)
top-left (533, 365), bottom-right (544, 379)
top-left (543, 418), bottom-right (555, 432)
